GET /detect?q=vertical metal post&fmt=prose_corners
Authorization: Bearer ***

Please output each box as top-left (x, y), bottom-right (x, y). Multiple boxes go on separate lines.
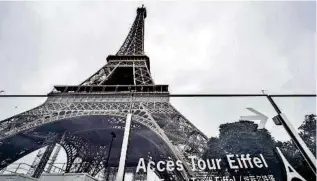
top-left (266, 95), bottom-right (316, 173)
top-left (105, 132), bottom-right (116, 181)
top-left (116, 113), bottom-right (132, 181)
top-left (116, 92), bottom-right (134, 181)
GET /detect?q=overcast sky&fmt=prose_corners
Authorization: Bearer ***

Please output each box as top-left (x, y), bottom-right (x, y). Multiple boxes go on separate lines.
top-left (0, 1), bottom-right (316, 178)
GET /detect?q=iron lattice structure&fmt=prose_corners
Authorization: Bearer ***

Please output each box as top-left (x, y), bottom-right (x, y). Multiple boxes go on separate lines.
top-left (0, 5), bottom-right (207, 180)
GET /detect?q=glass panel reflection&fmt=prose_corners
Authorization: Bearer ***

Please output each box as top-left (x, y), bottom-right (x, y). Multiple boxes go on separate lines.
top-left (0, 96), bottom-right (315, 181)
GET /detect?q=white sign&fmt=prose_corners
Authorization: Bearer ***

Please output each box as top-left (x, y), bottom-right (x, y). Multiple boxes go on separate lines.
top-left (240, 108), bottom-right (268, 129)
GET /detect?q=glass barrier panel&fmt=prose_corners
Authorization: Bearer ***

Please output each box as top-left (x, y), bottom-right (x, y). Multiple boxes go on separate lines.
top-left (0, 96), bottom-right (315, 181)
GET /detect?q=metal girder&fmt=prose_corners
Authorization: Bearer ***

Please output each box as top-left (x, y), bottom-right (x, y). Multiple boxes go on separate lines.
top-left (80, 60), bottom-right (154, 86)
top-left (116, 6), bottom-right (146, 56)
top-left (46, 133), bottom-right (66, 173)
top-left (80, 62), bottom-right (121, 86)
top-left (32, 143), bottom-right (55, 178)
top-left (0, 95), bottom-right (207, 178)
top-left (134, 65), bottom-right (154, 85)
top-left (0, 97), bottom-right (207, 147)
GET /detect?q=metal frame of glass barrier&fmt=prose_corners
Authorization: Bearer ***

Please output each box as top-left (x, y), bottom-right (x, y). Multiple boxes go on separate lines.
top-left (265, 94), bottom-right (316, 174)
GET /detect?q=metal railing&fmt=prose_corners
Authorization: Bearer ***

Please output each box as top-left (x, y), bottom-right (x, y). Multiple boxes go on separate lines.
top-left (0, 163), bottom-right (65, 175)
top-left (0, 163), bottom-right (107, 180)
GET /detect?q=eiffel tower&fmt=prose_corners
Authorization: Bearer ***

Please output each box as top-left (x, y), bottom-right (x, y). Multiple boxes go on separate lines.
top-left (0, 5), bottom-right (207, 180)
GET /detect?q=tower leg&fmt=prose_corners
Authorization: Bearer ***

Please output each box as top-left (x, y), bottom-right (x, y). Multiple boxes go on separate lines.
top-left (32, 143), bottom-right (56, 178)
top-left (46, 133), bottom-right (66, 173)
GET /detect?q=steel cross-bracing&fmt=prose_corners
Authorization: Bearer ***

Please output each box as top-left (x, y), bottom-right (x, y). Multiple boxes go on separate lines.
top-left (0, 96), bottom-right (207, 177)
top-left (116, 5), bottom-right (146, 56)
top-left (0, 5), bottom-right (208, 180)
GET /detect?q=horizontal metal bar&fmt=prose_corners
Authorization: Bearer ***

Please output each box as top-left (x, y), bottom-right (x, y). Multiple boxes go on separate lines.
top-left (0, 94), bottom-right (315, 98)
top-left (270, 94), bottom-right (316, 97)
top-left (170, 94), bottom-right (266, 97)
top-left (0, 95), bottom-right (48, 97)
top-left (171, 94), bottom-right (316, 97)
